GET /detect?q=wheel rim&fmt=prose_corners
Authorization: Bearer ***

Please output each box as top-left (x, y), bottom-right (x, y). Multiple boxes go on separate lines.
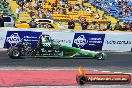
top-left (13, 50), bottom-right (19, 57)
top-left (98, 53), bottom-right (103, 59)
top-left (58, 51), bottom-right (63, 56)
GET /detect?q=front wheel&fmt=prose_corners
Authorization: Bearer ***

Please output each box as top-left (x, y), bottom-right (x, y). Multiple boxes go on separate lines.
top-left (95, 53), bottom-right (104, 60)
top-left (8, 47), bottom-right (21, 59)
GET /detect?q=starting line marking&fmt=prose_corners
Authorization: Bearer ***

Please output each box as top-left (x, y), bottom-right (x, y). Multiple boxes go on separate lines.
top-left (114, 72), bottom-right (122, 73)
top-left (101, 71), bottom-right (111, 72)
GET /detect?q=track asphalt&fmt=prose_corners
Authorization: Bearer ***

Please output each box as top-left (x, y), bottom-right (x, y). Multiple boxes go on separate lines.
top-left (0, 49), bottom-right (132, 87)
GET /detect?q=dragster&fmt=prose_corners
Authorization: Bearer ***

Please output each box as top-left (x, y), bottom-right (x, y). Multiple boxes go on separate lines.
top-left (7, 34), bottom-right (107, 60)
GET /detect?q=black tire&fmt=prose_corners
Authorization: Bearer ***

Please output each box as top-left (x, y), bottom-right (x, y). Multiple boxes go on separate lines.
top-left (8, 47), bottom-right (21, 59)
top-left (76, 75), bottom-right (87, 85)
top-left (95, 53), bottom-right (104, 60)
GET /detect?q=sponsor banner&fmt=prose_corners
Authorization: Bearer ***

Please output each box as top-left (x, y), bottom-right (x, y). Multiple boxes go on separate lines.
top-left (42, 32), bottom-right (75, 47)
top-left (72, 33), bottom-right (105, 51)
top-left (102, 34), bottom-right (132, 51)
top-left (4, 31), bottom-right (42, 48)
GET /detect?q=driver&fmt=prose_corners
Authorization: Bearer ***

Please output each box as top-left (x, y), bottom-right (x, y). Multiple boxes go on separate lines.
top-left (41, 35), bottom-right (51, 47)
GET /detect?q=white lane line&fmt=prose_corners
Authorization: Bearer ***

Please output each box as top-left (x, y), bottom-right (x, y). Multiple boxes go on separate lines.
top-left (101, 71), bottom-right (111, 72)
top-left (94, 70), bottom-right (99, 71)
top-left (124, 73), bottom-right (132, 74)
top-left (114, 72), bottom-right (122, 73)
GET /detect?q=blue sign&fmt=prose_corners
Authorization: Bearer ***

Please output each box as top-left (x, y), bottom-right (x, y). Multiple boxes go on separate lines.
top-left (72, 33), bottom-right (105, 51)
top-left (4, 31), bottom-right (42, 48)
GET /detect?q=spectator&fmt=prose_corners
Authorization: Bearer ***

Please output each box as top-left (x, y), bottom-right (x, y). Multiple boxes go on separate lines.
top-left (56, 7), bottom-right (61, 14)
top-left (61, 0), bottom-right (65, 7)
top-left (68, 18), bottom-right (75, 29)
top-left (102, 13), bottom-right (106, 19)
top-left (42, 12), bottom-right (46, 18)
top-left (82, 5), bottom-right (86, 11)
top-left (34, 0), bottom-right (39, 6)
top-left (114, 21), bottom-right (122, 30)
top-left (46, 10), bottom-right (51, 19)
top-left (62, 8), bottom-right (66, 15)
top-left (81, 19), bottom-right (89, 30)
top-left (107, 22), bottom-right (112, 31)
top-left (119, 12), bottom-right (123, 18)
top-left (68, 5), bottom-right (72, 12)
top-left (42, 0), bottom-right (46, 5)
top-left (35, 3), bottom-right (42, 10)
top-left (51, 4), bottom-right (55, 13)
top-left (123, 22), bottom-right (131, 31)
top-left (78, 16), bottom-right (83, 23)
top-left (90, 22), bottom-right (97, 30)
top-left (1, 0), bottom-right (9, 8)
top-left (16, 6), bottom-right (20, 19)
top-left (38, 10), bottom-right (43, 18)
top-left (28, 3), bottom-right (34, 10)
top-left (0, 14), bottom-right (4, 27)
top-left (102, 2), bottom-right (107, 8)
top-left (54, 0), bottom-right (58, 7)
top-left (117, 7), bottom-right (122, 15)
top-left (29, 11), bottom-right (34, 18)
top-left (87, 7), bottom-right (92, 14)
top-left (95, 11), bottom-right (100, 19)
top-left (28, 19), bottom-right (37, 28)
top-left (48, 2), bottom-right (51, 5)
top-left (35, 12), bottom-right (39, 19)
top-left (98, 23), bottom-right (101, 31)
top-left (21, 0), bottom-right (25, 11)
top-left (124, 7), bottom-right (129, 16)
top-left (26, 0), bottom-right (31, 3)
top-left (130, 22), bottom-right (132, 30)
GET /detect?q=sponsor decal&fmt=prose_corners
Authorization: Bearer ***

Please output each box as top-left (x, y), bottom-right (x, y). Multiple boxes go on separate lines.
top-left (74, 35), bottom-right (88, 48)
top-left (82, 74), bottom-right (131, 84)
top-left (105, 40), bottom-right (132, 44)
top-left (6, 33), bottom-right (22, 46)
top-left (4, 31), bottom-right (42, 48)
top-left (72, 33), bottom-right (105, 50)
top-left (65, 52), bottom-right (76, 54)
top-left (52, 39), bottom-right (72, 44)
top-left (102, 34), bottom-right (132, 51)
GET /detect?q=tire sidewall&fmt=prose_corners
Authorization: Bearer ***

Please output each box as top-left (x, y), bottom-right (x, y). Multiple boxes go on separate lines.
top-left (8, 47), bottom-right (20, 59)
top-left (96, 53), bottom-right (104, 60)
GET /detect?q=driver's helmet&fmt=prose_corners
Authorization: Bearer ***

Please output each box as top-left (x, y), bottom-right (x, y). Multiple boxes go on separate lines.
top-left (40, 34), bottom-right (50, 41)
top-left (40, 34), bottom-right (52, 46)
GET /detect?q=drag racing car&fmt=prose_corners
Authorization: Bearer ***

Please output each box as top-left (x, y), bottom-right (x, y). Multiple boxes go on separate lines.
top-left (7, 34), bottom-right (107, 60)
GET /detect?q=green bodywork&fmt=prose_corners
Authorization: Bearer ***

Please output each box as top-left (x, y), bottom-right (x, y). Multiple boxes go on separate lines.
top-left (60, 45), bottom-right (96, 58)
top-left (40, 38), bottom-right (107, 59)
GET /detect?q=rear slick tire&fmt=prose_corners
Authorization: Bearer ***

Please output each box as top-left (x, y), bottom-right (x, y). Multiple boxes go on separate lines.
top-left (8, 47), bottom-right (20, 59)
